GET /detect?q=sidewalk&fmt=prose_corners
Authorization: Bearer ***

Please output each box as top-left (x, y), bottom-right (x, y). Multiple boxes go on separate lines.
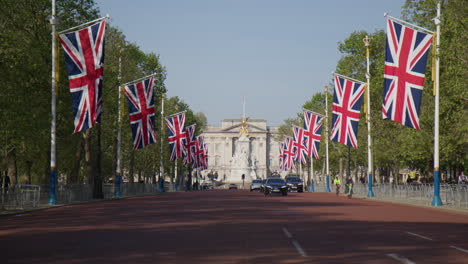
top-left (355, 194), bottom-right (468, 214)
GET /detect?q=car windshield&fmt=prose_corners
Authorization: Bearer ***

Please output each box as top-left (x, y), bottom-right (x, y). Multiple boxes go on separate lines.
top-left (287, 178), bottom-right (301, 183)
top-left (252, 180), bottom-right (261, 183)
top-left (267, 179), bottom-right (285, 184)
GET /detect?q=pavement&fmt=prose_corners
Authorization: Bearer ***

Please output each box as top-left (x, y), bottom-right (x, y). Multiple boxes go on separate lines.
top-left (1, 190), bottom-right (467, 263)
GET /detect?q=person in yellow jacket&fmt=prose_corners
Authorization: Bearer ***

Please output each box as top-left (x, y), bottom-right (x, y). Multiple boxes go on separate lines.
top-left (333, 177), bottom-right (341, 196)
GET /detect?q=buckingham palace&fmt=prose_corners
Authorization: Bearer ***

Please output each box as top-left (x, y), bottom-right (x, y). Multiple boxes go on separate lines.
top-left (201, 118), bottom-right (283, 183)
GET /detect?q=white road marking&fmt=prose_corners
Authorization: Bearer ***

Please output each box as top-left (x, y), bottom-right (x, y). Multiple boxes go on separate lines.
top-left (282, 228), bottom-right (307, 257)
top-left (405, 231), bottom-right (434, 241)
top-left (450, 245), bottom-right (468, 254)
top-left (282, 227), bottom-right (292, 238)
top-left (386, 253), bottom-right (416, 264)
top-left (292, 239), bottom-right (307, 257)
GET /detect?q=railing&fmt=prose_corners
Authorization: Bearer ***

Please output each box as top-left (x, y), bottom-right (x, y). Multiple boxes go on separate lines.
top-left (314, 182), bottom-right (468, 208)
top-left (1, 183), bottom-right (172, 210)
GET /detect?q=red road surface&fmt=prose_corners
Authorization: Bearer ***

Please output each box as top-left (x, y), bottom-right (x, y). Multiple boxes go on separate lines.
top-left (1, 190), bottom-right (467, 264)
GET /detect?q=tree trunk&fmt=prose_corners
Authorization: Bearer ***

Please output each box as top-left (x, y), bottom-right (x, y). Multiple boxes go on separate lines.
top-left (129, 152), bottom-right (135, 183)
top-left (83, 131), bottom-right (93, 184)
top-left (69, 137), bottom-right (83, 184)
top-left (112, 136), bottom-right (118, 184)
top-left (25, 160), bottom-right (32, 184)
top-left (93, 124), bottom-right (103, 199)
top-left (339, 157), bottom-right (343, 181)
top-left (7, 148), bottom-right (17, 186)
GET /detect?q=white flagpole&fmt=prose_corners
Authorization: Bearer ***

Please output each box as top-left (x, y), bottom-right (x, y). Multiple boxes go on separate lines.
top-left (325, 85), bottom-right (331, 192)
top-left (49, 0), bottom-right (57, 205)
top-left (310, 156), bottom-right (314, 192)
top-left (123, 73), bottom-right (157, 86)
top-left (364, 36), bottom-right (375, 198)
top-left (159, 95), bottom-right (165, 191)
top-left (384, 13), bottom-right (435, 34)
top-left (115, 47), bottom-right (123, 197)
top-left (432, 2), bottom-right (442, 206)
top-left (333, 73), bottom-right (366, 84)
top-left (174, 161), bottom-right (178, 192)
top-left (58, 15), bottom-right (109, 34)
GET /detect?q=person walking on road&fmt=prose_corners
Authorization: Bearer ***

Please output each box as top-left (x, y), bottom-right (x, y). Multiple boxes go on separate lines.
top-left (345, 176), bottom-right (354, 199)
top-left (333, 177), bottom-right (341, 196)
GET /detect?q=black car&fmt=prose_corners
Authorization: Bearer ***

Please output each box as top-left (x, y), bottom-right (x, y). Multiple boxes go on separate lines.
top-left (264, 178), bottom-right (288, 196)
top-left (285, 176), bottom-right (304, 192)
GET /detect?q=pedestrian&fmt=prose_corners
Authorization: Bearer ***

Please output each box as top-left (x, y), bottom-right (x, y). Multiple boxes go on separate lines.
top-left (459, 172), bottom-right (467, 184)
top-left (345, 176), bottom-right (354, 199)
top-left (333, 177), bottom-right (341, 196)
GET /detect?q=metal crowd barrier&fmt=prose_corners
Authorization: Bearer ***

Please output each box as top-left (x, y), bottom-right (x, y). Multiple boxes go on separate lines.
top-left (1, 183), bottom-right (171, 210)
top-left (313, 182), bottom-right (468, 208)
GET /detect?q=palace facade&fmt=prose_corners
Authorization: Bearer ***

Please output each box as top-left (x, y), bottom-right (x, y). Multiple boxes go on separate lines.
top-left (201, 119), bottom-right (283, 182)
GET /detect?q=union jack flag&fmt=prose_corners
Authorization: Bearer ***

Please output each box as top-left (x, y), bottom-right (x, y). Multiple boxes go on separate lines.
top-left (164, 111), bottom-right (186, 160)
top-left (195, 136), bottom-right (208, 170)
top-left (59, 21), bottom-right (106, 133)
top-left (382, 19), bottom-right (433, 129)
top-left (330, 74), bottom-right (365, 148)
top-left (279, 142), bottom-right (285, 171)
top-left (183, 124), bottom-right (197, 165)
top-left (303, 110), bottom-right (323, 159)
top-left (282, 136), bottom-right (296, 171)
top-left (292, 126), bottom-right (308, 165)
top-left (124, 77), bottom-right (156, 150)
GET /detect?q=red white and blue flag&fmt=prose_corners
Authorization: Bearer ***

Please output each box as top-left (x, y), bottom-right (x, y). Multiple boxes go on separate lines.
top-left (382, 19), bottom-right (433, 129)
top-left (292, 126), bottom-right (308, 165)
top-left (164, 111), bottom-right (186, 160)
top-left (59, 20), bottom-right (106, 133)
top-left (330, 74), bottom-right (366, 148)
top-left (183, 124), bottom-right (197, 165)
top-left (282, 136), bottom-right (296, 171)
top-left (279, 142), bottom-right (285, 171)
top-left (303, 110), bottom-right (323, 159)
top-left (124, 76), bottom-right (156, 150)
top-left (195, 136), bottom-right (208, 170)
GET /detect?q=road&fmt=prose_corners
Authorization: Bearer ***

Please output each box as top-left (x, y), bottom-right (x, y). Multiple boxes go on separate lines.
top-left (1, 190), bottom-right (467, 264)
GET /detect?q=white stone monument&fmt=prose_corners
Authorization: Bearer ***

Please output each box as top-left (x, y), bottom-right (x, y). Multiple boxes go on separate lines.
top-left (227, 134), bottom-right (252, 184)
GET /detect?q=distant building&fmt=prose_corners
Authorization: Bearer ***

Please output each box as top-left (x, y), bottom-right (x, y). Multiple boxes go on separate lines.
top-left (201, 119), bottom-right (282, 182)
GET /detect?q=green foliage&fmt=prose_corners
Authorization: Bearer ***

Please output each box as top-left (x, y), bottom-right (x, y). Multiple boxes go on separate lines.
top-left (0, 0), bottom-right (206, 184)
top-left (279, 0), bottom-right (467, 177)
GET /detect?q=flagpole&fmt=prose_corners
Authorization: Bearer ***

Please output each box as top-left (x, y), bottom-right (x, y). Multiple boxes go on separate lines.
top-left (432, 2), bottom-right (442, 206)
top-left (364, 35), bottom-right (375, 197)
top-left (123, 73), bottom-right (157, 86)
top-left (333, 73), bottom-right (366, 85)
top-left (58, 15), bottom-right (110, 34)
top-left (159, 95), bottom-right (165, 192)
top-left (384, 13), bottom-right (435, 35)
top-left (309, 156), bottom-right (315, 192)
top-left (115, 47), bottom-right (123, 198)
top-left (49, 0), bottom-right (57, 205)
top-left (325, 85), bottom-right (331, 192)
top-left (174, 161), bottom-right (178, 192)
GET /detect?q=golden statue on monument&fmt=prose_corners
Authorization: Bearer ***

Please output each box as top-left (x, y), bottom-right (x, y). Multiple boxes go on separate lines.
top-left (239, 116), bottom-right (249, 137)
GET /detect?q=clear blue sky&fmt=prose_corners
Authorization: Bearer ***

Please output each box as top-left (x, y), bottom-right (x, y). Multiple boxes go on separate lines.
top-left (96, 0), bottom-right (404, 126)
